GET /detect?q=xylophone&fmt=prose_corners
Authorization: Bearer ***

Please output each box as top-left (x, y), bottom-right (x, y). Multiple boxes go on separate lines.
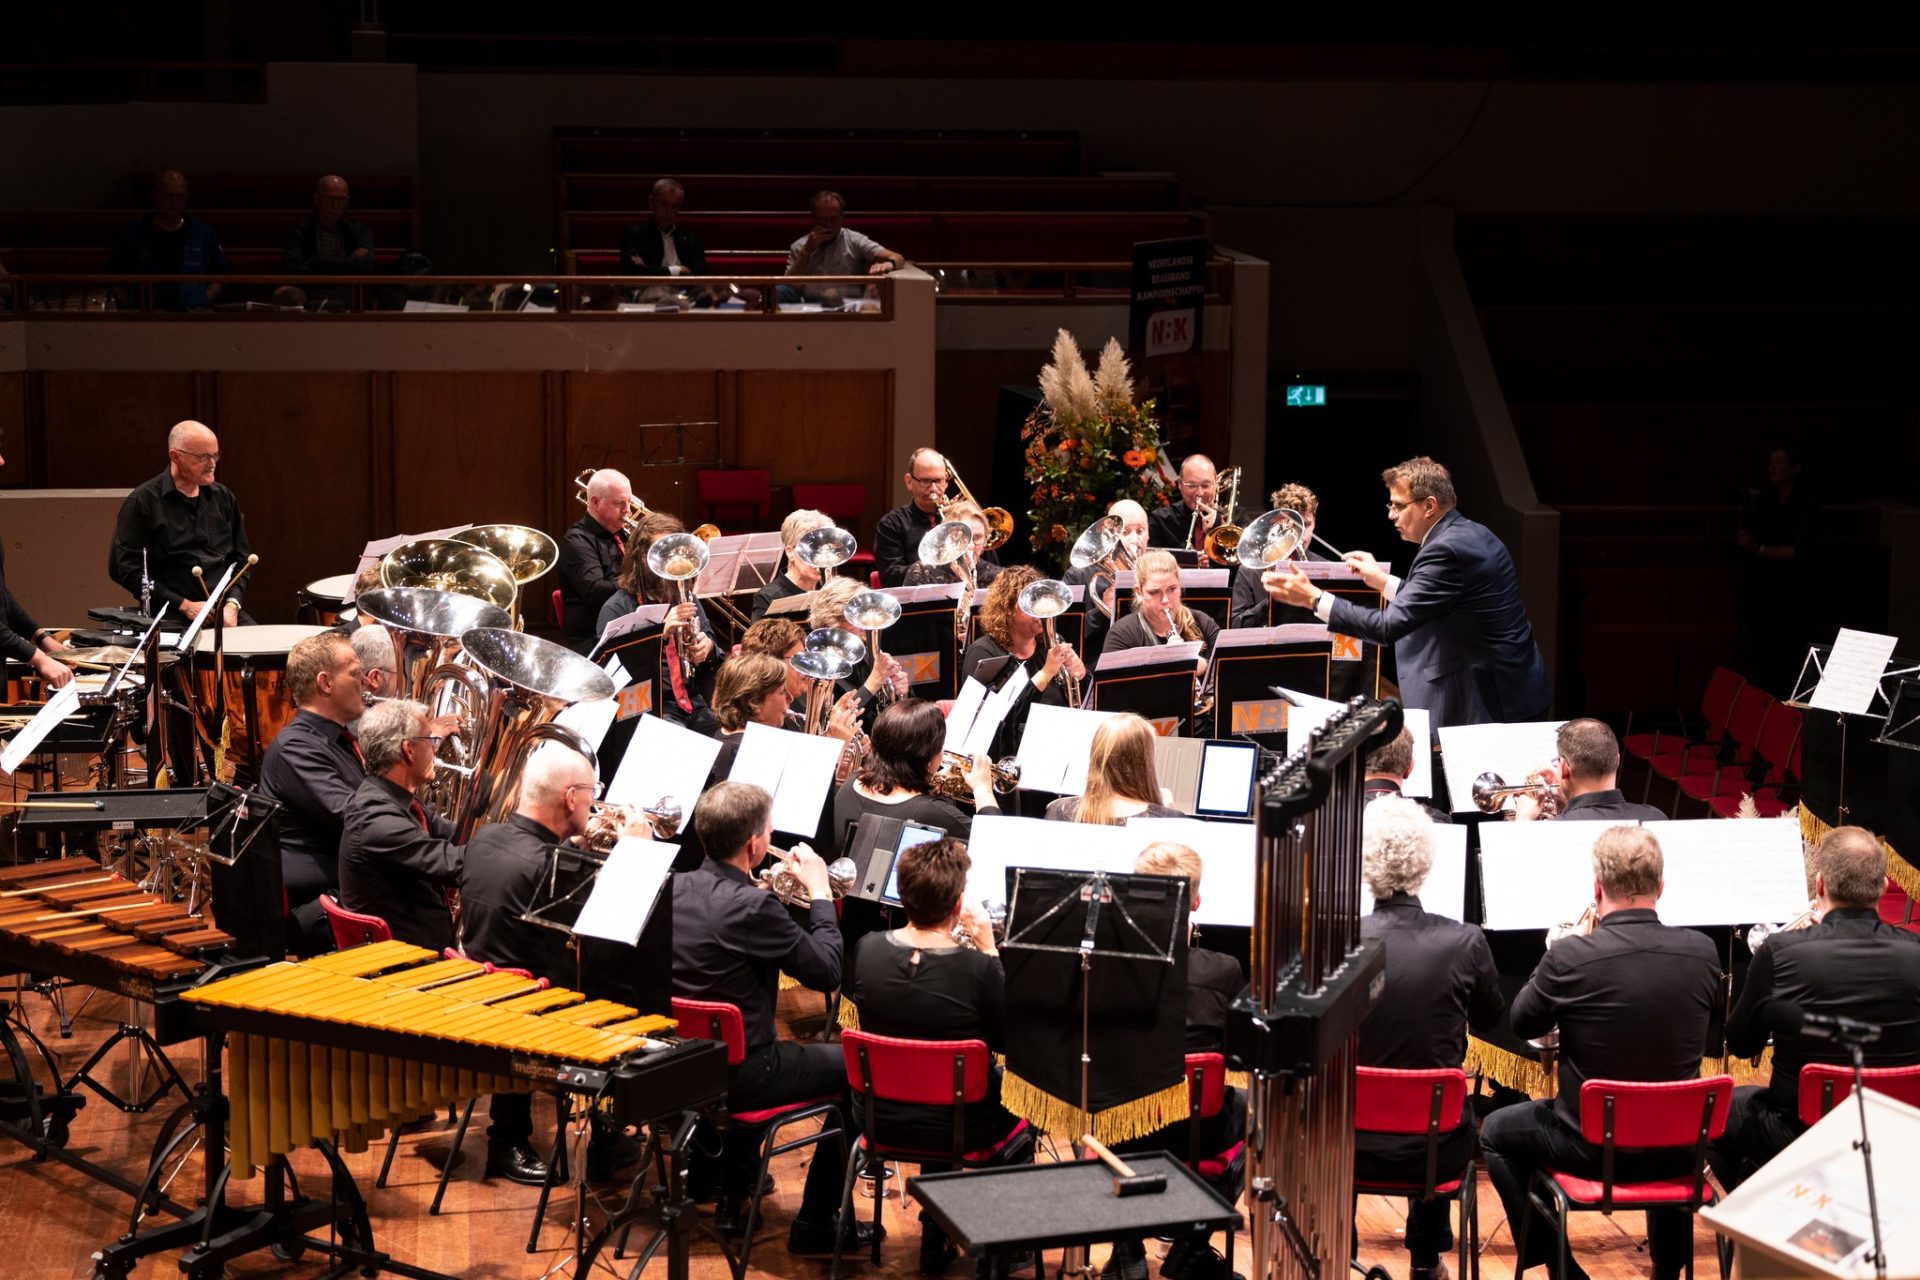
top-left (181, 939), bottom-right (728, 1179)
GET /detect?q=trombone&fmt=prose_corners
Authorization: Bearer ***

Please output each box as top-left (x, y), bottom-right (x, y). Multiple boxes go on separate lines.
top-left (572, 467), bottom-right (653, 539)
top-left (1017, 577), bottom-right (1082, 708)
top-left (938, 459), bottom-right (1013, 551)
top-left (1067, 514), bottom-right (1138, 623)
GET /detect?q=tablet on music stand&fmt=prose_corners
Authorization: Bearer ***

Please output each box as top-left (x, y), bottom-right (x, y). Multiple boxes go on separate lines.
top-left (878, 821), bottom-right (947, 908)
top-left (1193, 740), bottom-right (1259, 819)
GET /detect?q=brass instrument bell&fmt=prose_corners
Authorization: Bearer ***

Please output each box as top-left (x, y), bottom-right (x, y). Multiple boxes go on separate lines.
top-left (1201, 466), bottom-right (1244, 566)
top-left (940, 460), bottom-right (1013, 551)
top-left (794, 526), bottom-right (858, 582)
top-left (1470, 770), bottom-right (1566, 817)
top-left (379, 539), bottom-right (520, 612)
top-left (1233, 507), bottom-right (1310, 572)
top-left (452, 525), bottom-right (560, 585)
top-left (1016, 576), bottom-right (1082, 708)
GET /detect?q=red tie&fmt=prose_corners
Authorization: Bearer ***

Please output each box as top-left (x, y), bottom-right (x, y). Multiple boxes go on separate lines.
top-left (410, 800), bottom-right (429, 832)
top-left (614, 533), bottom-right (626, 558)
top-left (1190, 510), bottom-right (1207, 552)
top-left (663, 635), bottom-right (695, 713)
top-left (343, 728), bottom-right (364, 767)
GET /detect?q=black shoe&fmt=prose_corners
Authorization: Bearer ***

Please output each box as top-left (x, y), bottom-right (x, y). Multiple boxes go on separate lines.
top-left (788, 1216), bottom-right (882, 1257)
top-left (712, 1196), bottom-right (751, 1238)
top-left (484, 1142), bottom-right (551, 1186)
top-left (587, 1132), bottom-right (643, 1182)
top-left (1099, 1237), bottom-right (1148, 1280)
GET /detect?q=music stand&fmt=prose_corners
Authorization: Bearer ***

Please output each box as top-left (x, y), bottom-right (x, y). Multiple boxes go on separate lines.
top-left (1878, 678), bottom-right (1920, 753)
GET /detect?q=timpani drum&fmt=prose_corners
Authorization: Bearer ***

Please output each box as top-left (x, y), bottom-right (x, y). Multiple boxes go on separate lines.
top-left (296, 573), bottom-right (358, 626)
top-left (188, 624), bottom-right (326, 775)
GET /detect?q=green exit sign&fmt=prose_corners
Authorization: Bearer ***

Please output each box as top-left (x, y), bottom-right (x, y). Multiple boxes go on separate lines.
top-left (1286, 385), bottom-right (1327, 407)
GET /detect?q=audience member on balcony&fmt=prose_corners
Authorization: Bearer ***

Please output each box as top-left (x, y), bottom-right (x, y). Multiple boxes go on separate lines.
top-left (620, 178), bottom-right (709, 278)
top-left (107, 168), bottom-right (226, 310)
top-left (782, 190), bottom-right (904, 304)
top-left (284, 175), bottom-right (376, 275)
top-left (1736, 445), bottom-right (1818, 697)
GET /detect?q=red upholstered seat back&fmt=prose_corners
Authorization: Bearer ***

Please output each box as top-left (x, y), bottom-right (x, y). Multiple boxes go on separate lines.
top-left (1577, 1076), bottom-right (1733, 1148)
top-left (1796, 1063), bottom-right (1920, 1126)
top-left (842, 1030), bottom-right (991, 1106)
top-left (1355, 1066), bottom-right (1470, 1136)
top-left (672, 996), bottom-right (747, 1066)
top-left (321, 893), bottom-right (392, 951)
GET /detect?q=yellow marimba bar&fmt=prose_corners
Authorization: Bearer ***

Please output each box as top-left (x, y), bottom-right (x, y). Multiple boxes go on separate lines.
top-left (182, 940), bottom-right (675, 1179)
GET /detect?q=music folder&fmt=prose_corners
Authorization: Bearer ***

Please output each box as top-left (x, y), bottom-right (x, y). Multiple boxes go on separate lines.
top-left (729, 721), bottom-right (842, 836)
top-left (1210, 625), bottom-right (1334, 742)
top-left (1088, 641), bottom-right (1201, 737)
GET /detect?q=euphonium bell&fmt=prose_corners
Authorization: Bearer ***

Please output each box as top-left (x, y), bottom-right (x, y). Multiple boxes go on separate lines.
top-left (380, 539), bottom-right (520, 612)
top-left (1067, 514), bottom-right (1137, 622)
top-left (795, 526), bottom-right (858, 582)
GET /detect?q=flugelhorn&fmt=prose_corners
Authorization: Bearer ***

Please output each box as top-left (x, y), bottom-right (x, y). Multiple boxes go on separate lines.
top-left (920, 519), bottom-right (978, 648)
top-left (1016, 577), bottom-right (1081, 709)
top-left (756, 848), bottom-right (858, 907)
top-left (1746, 904), bottom-right (1822, 952)
top-left (940, 459), bottom-right (1013, 551)
top-left (1471, 770), bottom-right (1566, 818)
top-left (1067, 514), bottom-right (1137, 623)
top-left (795, 526), bottom-right (858, 584)
top-left (573, 467), bottom-right (652, 538)
top-left (1200, 465), bottom-right (1244, 566)
top-left (646, 532), bottom-right (710, 681)
top-left (930, 749), bottom-right (1022, 802)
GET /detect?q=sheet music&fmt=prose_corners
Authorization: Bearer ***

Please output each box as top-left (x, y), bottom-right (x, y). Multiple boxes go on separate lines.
top-left (608, 713), bottom-right (722, 813)
top-left (359, 526), bottom-right (467, 560)
top-left (1398, 708), bottom-right (1435, 799)
top-left (572, 836), bottom-right (677, 944)
top-left (554, 698), bottom-right (620, 755)
top-left (1478, 821), bottom-right (1616, 930)
top-left (601, 654), bottom-right (634, 692)
top-left (765, 591), bottom-right (817, 618)
top-left (881, 582), bottom-right (966, 606)
top-left (943, 677), bottom-right (990, 753)
top-left (1295, 560), bottom-right (1382, 582)
top-left (1277, 685), bottom-right (1343, 757)
top-left (1093, 640), bottom-right (1202, 672)
top-left (174, 562), bottom-right (236, 653)
top-left (1123, 816), bottom-right (1257, 928)
top-left (1643, 818), bottom-right (1811, 927)
top-left (1214, 623), bottom-right (1332, 652)
top-left (965, 664), bottom-right (1028, 757)
top-left (1437, 719), bottom-right (1566, 814)
top-left (729, 721), bottom-right (844, 835)
top-left (1014, 703), bottom-right (1118, 794)
top-left (1808, 628), bottom-right (1901, 716)
top-left (963, 814), bottom-right (1128, 909)
top-left (1, 681), bottom-right (83, 774)
top-left (595, 602), bottom-right (671, 648)
top-left (1362, 821), bottom-right (1469, 921)
top-left (698, 532), bottom-right (783, 596)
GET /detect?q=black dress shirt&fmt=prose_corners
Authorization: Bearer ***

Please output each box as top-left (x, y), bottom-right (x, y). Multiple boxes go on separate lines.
top-left (618, 220), bottom-right (710, 277)
top-left (960, 635), bottom-right (1068, 762)
top-left (1061, 563), bottom-right (1114, 658)
top-left (459, 813), bottom-right (573, 982)
top-left (558, 515), bottom-right (625, 647)
top-left (1726, 906), bottom-right (1920, 1114)
top-left (257, 708), bottom-right (365, 903)
top-left (0, 542), bottom-right (48, 664)
top-left (1147, 500), bottom-right (1205, 551)
top-left (1184, 947), bottom-right (1246, 1052)
top-left (1099, 608), bottom-right (1221, 658)
top-left (1227, 551), bottom-right (1327, 629)
top-left (1510, 907), bottom-right (1721, 1127)
top-left (1555, 788), bottom-right (1668, 822)
top-left (875, 502), bottom-right (944, 588)
top-left (338, 774), bottom-right (463, 952)
top-left (749, 572), bottom-right (810, 622)
top-left (109, 469), bottom-right (252, 613)
top-left (671, 858), bottom-right (843, 1051)
top-left (1359, 893), bottom-right (1504, 1069)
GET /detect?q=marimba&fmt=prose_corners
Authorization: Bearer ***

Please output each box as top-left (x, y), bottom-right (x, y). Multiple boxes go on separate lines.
top-left (0, 854), bottom-right (230, 1000)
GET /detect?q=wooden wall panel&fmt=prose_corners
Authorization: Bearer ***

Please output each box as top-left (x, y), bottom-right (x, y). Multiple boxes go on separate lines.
top-left (214, 372), bottom-right (376, 624)
top-left (38, 371), bottom-right (200, 488)
top-left (562, 371), bottom-right (722, 531)
top-left (0, 373), bottom-right (26, 487)
top-left (735, 371), bottom-right (892, 542)
top-left (389, 372), bottom-right (549, 536)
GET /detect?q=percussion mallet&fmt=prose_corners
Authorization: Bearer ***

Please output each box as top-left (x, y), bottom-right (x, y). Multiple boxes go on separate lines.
top-left (1083, 1135), bottom-right (1166, 1197)
top-left (190, 565), bottom-right (209, 598)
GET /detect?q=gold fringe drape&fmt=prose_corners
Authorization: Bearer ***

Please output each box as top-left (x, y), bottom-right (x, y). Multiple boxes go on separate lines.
top-left (1465, 1036), bottom-right (1775, 1099)
top-left (1000, 1071), bottom-right (1190, 1146)
top-left (1799, 804), bottom-right (1919, 899)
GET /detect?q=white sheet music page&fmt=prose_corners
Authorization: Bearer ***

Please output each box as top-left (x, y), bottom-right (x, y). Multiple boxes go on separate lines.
top-left (1123, 816), bottom-right (1257, 928)
top-left (1093, 641), bottom-right (1203, 672)
top-left (1, 681), bottom-right (83, 775)
top-left (1014, 703), bottom-right (1118, 794)
top-left (1643, 819), bottom-right (1810, 927)
top-left (965, 814), bottom-right (1127, 911)
top-left (596, 602), bottom-right (671, 648)
top-left (1277, 686), bottom-right (1344, 757)
top-left (573, 836), bottom-right (677, 944)
top-left (1362, 821), bottom-right (1470, 921)
top-left (1478, 821), bottom-right (1614, 930)
top-left (965, 664), bottom-right (1029, 758)
top-left (600, 654), bottom-right (635, 693)
top-left (1401, 708), bottom-right (1435, 799)
top-left (554, 698), bottom-right (620, 756)
top-left (1808, 628), bottom-right (1900, 715)
top-left (608, 713), bottom-right (723, 813)
top-left (1437, 720), bottom-right (1566, 814)
top-left (730, 721), bottom-right (843, 835)
top-left (943, 677), bottom-right (990, 754)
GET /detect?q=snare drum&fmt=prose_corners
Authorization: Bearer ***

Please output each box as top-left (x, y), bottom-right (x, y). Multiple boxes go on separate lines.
top-left (296, 574), bottom-right (358, 627)
top-left (188, 624), bottom-right (326, 774)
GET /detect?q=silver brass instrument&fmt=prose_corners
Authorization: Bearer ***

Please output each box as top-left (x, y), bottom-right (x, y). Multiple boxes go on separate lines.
top-left (572, 466), bottom-right (652, 538)
top-left (756, 850), bottom-right (858, 907)
top-left (1067, 514), bottom-right (1137, 623)
top-left (791, 627), bottom-right (867, 736)
top-left (930, 749), bottom-right (1022, 802)
top-left (919, 519), bottom-right (978, 649)
top-left (1201, 466), bottom-right (1243, 566)
top-left (951, 898), bottom-right (1009, 949)
top-left (583, 797), bottom-right (682, 852)
top-left (795, 526), bottom-right (858, 584)
top-left (379, 539), bottom-right (520, 614)
top-left (1234, 507), bottom-right (1311, 572)
top-left (1546, 902), bottom-right (1599, 948)
top-left (646, 532), bottom-right (710, 682)
top-left (1016, 577), bottom-right (1081, 709)
top-left (1746, 904), bottom-right (1821, 953)
top-left (1471, 770), bottom-right (1567, 819)
top-left (939, 459), bottom-right (1013, 551)
top-left (844, 589), bottom-right (902, 712)
top-left (453, 525), bottom-right (560, 585)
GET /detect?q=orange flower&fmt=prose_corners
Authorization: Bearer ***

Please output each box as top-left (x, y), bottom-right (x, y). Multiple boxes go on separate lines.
top-left (1049, 524), bottom-right (1069, 543)
top-left (1122, 449), bottom-right (1146, 468)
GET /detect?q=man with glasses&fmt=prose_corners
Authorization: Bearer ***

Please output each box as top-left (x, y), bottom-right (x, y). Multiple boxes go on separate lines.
top-left (1148, 453), bottom-right (1220, 553)
top-left (109, 420), bottom-right (253, 625)
top-left (260, 633), bottom-right (368, 956)
top-left (1261, 455), bottom-right (1547, 729)
top-left (339, 699), bottom-right (464, 952)
top-left (874, 446), bottom-right (954, 587)
top-left (1513, 719), bottom-right (1665, 822)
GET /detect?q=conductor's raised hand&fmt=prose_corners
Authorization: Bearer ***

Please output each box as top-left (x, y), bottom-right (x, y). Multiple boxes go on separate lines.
top-left (1261, 564), bottom-right (1317, 608)
top-left (1341, 550), bottom-right (1390, 591)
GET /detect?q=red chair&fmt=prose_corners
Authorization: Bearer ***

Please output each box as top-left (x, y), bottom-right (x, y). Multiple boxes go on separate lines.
top-left (1706, 711), bottom-right (1804, 818)
top-left (1184, 1052), bottom-right (1246, 1189)
top-left (1647, 684), bottom-right (1774, 813)
top-left (696, 469), bottom-right (772, 529)
top-left (673, 997), bottom-right (847, 1278)
top-left (1679, 703), bottom-right (1802, 817)
top-left (791, 483), bottom-right (875, 576)
top-left (831, 1030), bottom-right (1034, 1276)
top-left (319, 893), bottom-right (390, 950)
top-left (1796, 1063), bottom-right (1920, 1124)
top-left (1353, 1067), bottom-right (1478, 1280)
top-left (1624, 666), bottom-right (1746, 783)
top-left (1518, 1076), bottom-right (1733, 1280)
top-left (550, 587), bottom-right (565, 631)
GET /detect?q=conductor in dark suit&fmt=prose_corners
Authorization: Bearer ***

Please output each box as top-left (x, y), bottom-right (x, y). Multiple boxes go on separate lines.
top-left (1261, 456), bottom-right (1547, 730)
top-left (1710, 825), bottom-right (1920, 1189)
top-left (618, 179), bottom-right (709, 277)
top-left (338, 698), bottom-right (464, 953)
top-left (1478, 826), bottom-right (1721, 1280)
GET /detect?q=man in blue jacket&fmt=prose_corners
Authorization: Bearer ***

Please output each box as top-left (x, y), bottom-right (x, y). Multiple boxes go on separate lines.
top-left (1262, 455), bottom-right (1547, 729)
top-left (107, 169), bottom-right (226, 310)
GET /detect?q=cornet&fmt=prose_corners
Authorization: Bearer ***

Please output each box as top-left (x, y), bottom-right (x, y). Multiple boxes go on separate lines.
top-left (1471, 770), bottom-right (1567, 819)
top-left (1746, 904), bottom-right (1822, 952)
top-left (582, 796), bottom-right (684, 852)
top-left (929, 750), bottom-right (1022, 802)
top-left (951, 898), bottom-right (1009, 950)
top-left (756, 849), bottom-right (858, 907)
top-left (1546, 903), bottom-right (1598, 948)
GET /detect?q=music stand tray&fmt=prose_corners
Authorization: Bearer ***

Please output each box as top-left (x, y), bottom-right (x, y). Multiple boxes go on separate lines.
top-left (909, 1154), bottom-right (1241, 1260)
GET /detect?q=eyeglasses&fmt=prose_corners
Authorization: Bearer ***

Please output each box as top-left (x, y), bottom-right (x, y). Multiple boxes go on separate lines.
top-left (1386, 498), bottom-right (1422, 515)
top-left (565, 780), bottom-right (607, 802)
top-left (407, 734), bottom-right (444, 747)
top-left (175, 449), bottom-right (222, 464)
top-left (907, 474), bottom-right (945, 487)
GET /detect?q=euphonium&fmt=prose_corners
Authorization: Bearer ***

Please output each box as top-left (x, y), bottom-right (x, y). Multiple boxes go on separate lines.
top-left (939, 459), bottom-right (1013, 551)
top-left (755, 849), bottom-right (858, 907)
top-left (573, 467), bottom-right (652, 538)
top-left (1200, 466), bottom-right (1244, 566)
top-left (919, 519), bottom-right (978, 649)
top-left (929, 750), bottom-right (1022, 802)
top-left (1067, 514), bottom-right (1138, 623)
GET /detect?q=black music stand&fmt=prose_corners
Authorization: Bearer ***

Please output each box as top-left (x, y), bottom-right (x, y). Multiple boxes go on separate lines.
top-left (1087, 646), bottom-right (1202, 737)
top-left (1878, 678), bottom-right (1920, 753)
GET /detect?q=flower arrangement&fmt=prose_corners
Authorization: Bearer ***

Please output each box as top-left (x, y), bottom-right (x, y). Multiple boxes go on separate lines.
top-left (1021, 329), bottom-right (1176, 569)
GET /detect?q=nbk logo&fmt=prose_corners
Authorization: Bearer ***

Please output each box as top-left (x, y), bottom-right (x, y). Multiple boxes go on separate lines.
top-left (1331, 634), bottom-right (1363, 662)
top-left (616, 682), bottom-right (653, 720)
top-left (899, 652), bottom-right (940, 685)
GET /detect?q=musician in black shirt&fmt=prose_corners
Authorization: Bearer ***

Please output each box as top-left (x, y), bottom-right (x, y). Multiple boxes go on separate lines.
top-left (0, 535), bottom-right (73, 689)
top-left (1362, 725), bottom-right (1451, 825)
top-left (670, 782), bottom-right (876, 1256)
top-left (1356, 798), bottom-right (1503, 1278)
top-left (1513, 719), bottom-right (1666, 823)
top-left (959, 565), bottom-right (1084, 760)
top-left (557, 468), bottom-right (632, 649)
top-left (338, 699), bottom-right (464, 953)
top-left (874, 447), bottom-right (952, 588)
top-left (108, 421), bottom-right (252, 623)
top-left (749, 508), bottom-right (831, 621)
top-left (1227, 483), bottom-right (1325, 628)
top-left (257, 633), bottom-right (367, 955)
top-left (1479, 827), bottom-right (1721, 1280)
top-left (1711, 826), bottom-right (1920, 1189)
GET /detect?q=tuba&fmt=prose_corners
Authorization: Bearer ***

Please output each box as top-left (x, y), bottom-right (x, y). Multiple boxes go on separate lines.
top-left (380, 539), bottom-right (520, 616)
top-left (452, 525), bottom-right (560, 586)
top-left (1017, 576), bottom-right (1081, 708)
top-left (573, 467), bottom-right (652, 539)
top-left (939, 460), bottom-right (1013, 551)
top-left (1067, 514), bottom-right (1137, 623)
top-left (919, 519), bottom-right (978, 650)
top-left (795, 526), bottom-right (858, 584)
top-left (1200, 466), bottom-right (1243, 566)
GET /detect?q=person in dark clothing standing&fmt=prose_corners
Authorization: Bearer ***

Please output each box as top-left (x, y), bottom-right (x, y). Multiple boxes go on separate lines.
top-left (108, 420), bottom-right (252, 625)
top-left (1711, 825), bottom-right (1920, 1189)
top-left (1356, 797), bottom-right (1504, 1280)
top-left (557, 467), bottom-right (633, 649)
top-left (1479, 826), bottom-right (1721, 1280)
top-left (337, 698), bottom-right (464, 953)
top-left (257, 633), bottom-right (367, 955)
top-left (1512, 719), bottom-right (1667, 823)
top-left (1736, 446), bottom-right (1818, 697)
top-left (107, 168), bottom-right (226, 309)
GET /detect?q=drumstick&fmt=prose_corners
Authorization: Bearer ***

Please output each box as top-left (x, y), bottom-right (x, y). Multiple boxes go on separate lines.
top-left (0, 875), bottom-right (114, 897)
top-left (0, 799), bottom-right (107, 810)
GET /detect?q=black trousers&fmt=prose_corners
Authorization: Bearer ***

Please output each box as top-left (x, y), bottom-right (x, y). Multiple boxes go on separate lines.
top-left (1707, 1085), bottom-right (1800, 1192)
top-left (1481, 1099), bottom-right (1700, 1275)
top-left (722, 1040), bottom-right (849, 1223)
top-left (1353, 1125), bottom-right (1476, 1267)
top-left (488, 1092), bottom-right (534, 1148)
